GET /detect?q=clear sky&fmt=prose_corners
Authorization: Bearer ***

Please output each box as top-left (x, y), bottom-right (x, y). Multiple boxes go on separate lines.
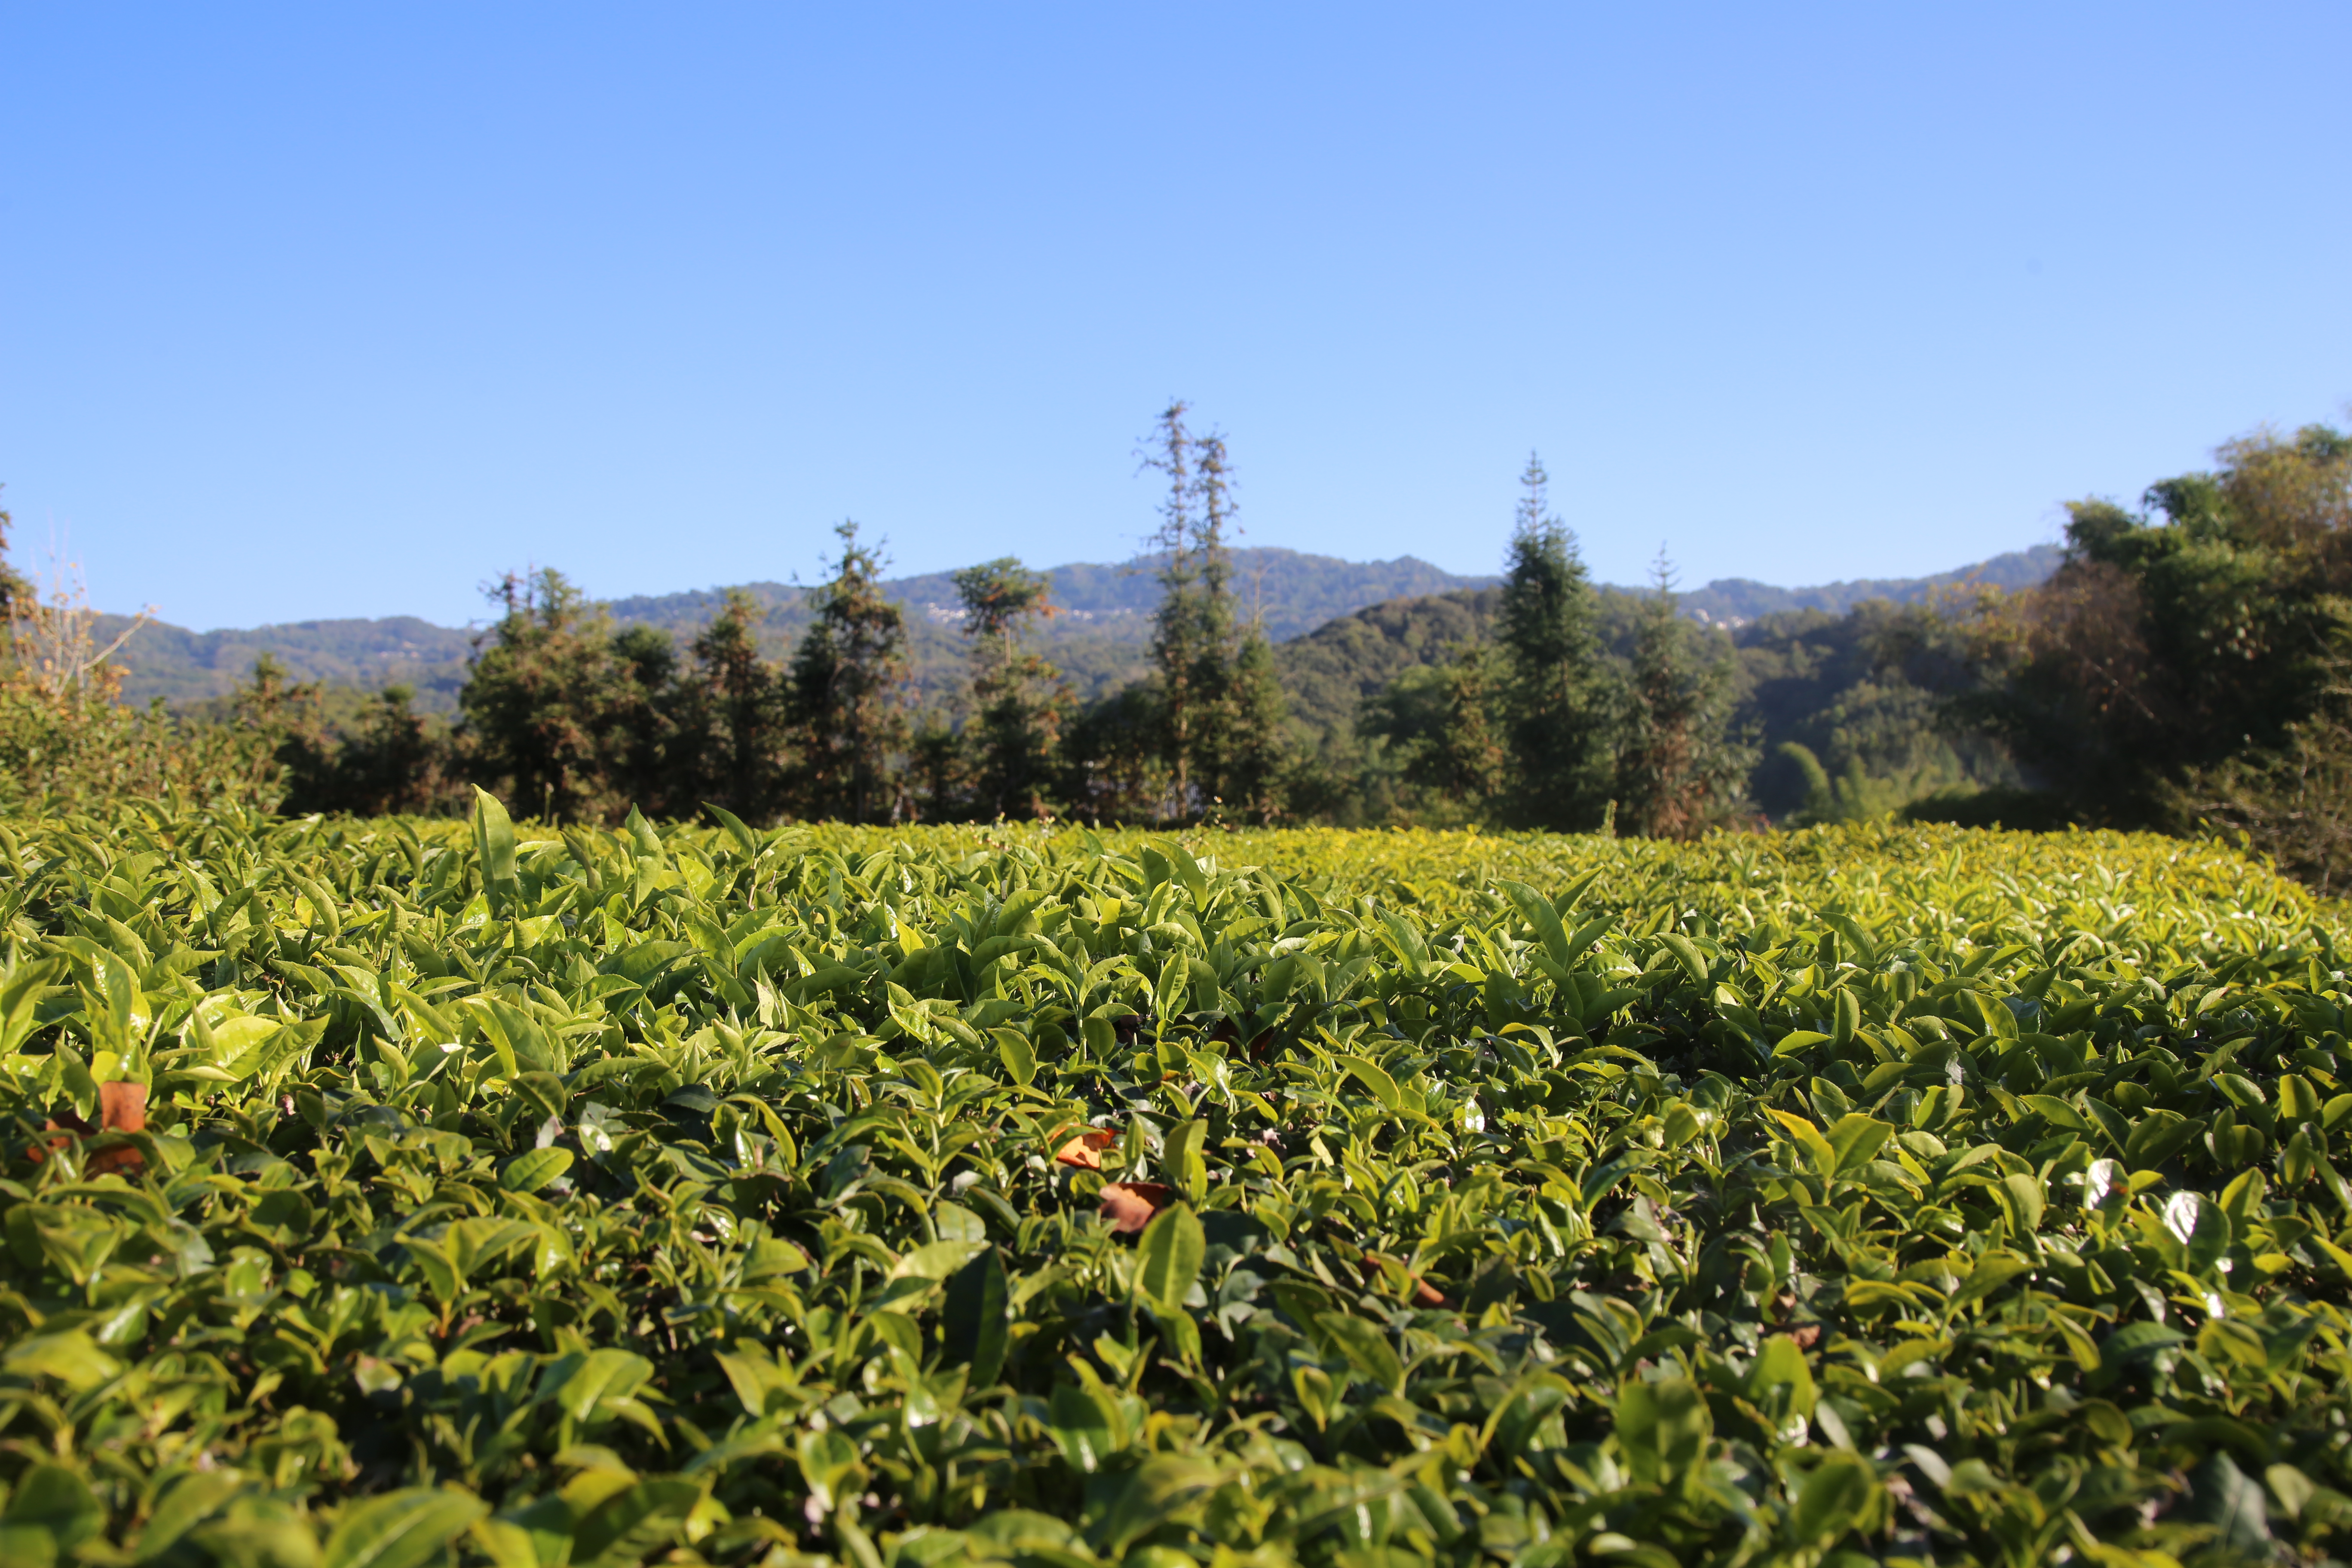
top-left (3, 4), bottom-right (2347, 631)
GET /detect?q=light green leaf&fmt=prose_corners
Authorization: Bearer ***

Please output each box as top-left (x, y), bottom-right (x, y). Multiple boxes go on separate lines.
top-left (943, 1246), bottom-right (1010, 1388)
top-left (992, 1027), bottom-right (1037, 1088)
top-left (3, 1332), bottom-right (119, 1393)
top-left (322, 1487), bottom-right (488, 1568)
top-left (1501, 881), bottom-right (1572, 968)
top-left (1162, 1118), bottom-right (1208, 1202)
top-left (1337, 1054), bottom-right (1401, 1112)
top-left (571, 1478), bottom-right (702, 1568)
top-left (1133, 1203), bottom-right (1204, 1318)
top-left (470, 788), bottom-right (519, 912)
top-left (499, 1147), bottom-right (574, 1194)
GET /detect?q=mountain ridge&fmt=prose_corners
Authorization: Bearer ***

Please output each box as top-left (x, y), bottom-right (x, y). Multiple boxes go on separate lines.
top-left (96, 543), bottom-right (2061, 710)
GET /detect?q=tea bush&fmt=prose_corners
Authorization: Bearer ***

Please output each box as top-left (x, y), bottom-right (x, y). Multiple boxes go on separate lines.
top-left (3, 802), bottom-right (2350, 1567)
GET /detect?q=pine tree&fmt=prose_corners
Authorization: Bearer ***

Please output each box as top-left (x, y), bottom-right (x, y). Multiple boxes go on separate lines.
top-left (336, 686), bottom-right (449, 815)
top-left (1425, 643), bottom-right (1508, 805)
top-left (1221, 626), bottom-right (1290, 821)
top-left (1141, 401), bottom-right (1209, 814)
top-left (786, 522), bottom-right (909, 823)
top-left (1138, 406), bottom-right (1279, 820)
top-left (1364, 643), bottom-right (1507, 815)
top-left (906, 714), bottom-right (968, 823)
top-left (678, 590), bottom-right (791, 824)
top-left (953, 557), bottom-right (1068, 819)
top-left (285, 685), bottom-right (450, 817)
top-left (1494, 453), bottom-right (1608, 829)
top-left (232, 654), bottom-right (337, 811)
top-left (1613, 552), bottom-right (1755, 838)
top-left (607, 624), bottom-right (681, 819)
top-left (459, 569), bottom-right (645, 823)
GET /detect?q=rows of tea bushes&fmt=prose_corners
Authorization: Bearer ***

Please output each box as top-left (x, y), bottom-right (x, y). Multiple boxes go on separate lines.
top-left (2, 800), bottom-right (2349, 1567)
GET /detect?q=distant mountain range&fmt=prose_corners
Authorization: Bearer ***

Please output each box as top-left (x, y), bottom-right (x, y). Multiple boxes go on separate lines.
top-left (1672, 545), bottom-right (2063, 626)
top-left (97, 543), bottom-right (2062, 713)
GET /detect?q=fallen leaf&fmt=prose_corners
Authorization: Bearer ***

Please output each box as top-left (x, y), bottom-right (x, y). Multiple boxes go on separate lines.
top-left (100, 1081), bottom-right (147, 1133)
top-left (1056, 1128), bottom-right (1117, 1170)
top-left (1100, 1182), bottom-right (1171, 1234)
top-left (25, 1085), bottom-right (147, 1173)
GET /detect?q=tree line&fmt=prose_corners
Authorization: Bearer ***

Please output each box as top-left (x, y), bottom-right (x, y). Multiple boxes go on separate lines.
top-left (246, 404), bottom-right (1298, 830)
top-left (238, 408), bottom-right (1757, 837)
top-left (1957, 420), bottom-right (2352, 886)
top-left (7, 410), bottom-right (2351, 875)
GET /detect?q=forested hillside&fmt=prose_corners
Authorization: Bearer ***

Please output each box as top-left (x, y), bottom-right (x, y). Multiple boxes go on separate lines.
top-left (1676, 545), bottom-right (2061, 624)
top-left (1271, 586), bottom-right (2022, 826)
top-left (93, 615), bottom-right (475, 710)
top-left (96, 545), bottom-right (2057, 715)
top-left (29, 410), bottom-right (2344, 886)
top-left (99, 549), bottom-right (1498, 712)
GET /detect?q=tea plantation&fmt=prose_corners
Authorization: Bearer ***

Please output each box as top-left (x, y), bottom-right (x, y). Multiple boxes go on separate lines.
top-left (3, 800), bottom-right (2350, 1567)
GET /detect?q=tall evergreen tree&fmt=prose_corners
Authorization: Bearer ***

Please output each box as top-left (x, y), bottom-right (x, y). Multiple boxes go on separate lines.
top-left (1057, 684), bottom-right (1167, 825)
top-left (1494, 453), bottom-right (1608, 829)
top-left (1372, 642), bottom-right (1507, 808)
top-left (906, 714), bottom-right (968, 823)
top-left (459, 569), bottom-right (653, 823)
top-left (679, 589), bottom-right (791, 823)
top-left (1141, 401), bottom-right (1213, 813)
top-left (1136, 408), bottom-right (1284, 820)
top-left (786, 522), bottom-right (909, 823)
top-left (607, 624), bottom-right (681, 818)
top-left (1613, 553), bottom-right (1755, 838)
top-left (328, 686), bottom-right (449, 816)
top-left (1219, 625), bottom-right (1291, 822)
top-left (952, 556), bottom-right (1068, 819)
top-left (1146, 409), bottom-right (1262, 808)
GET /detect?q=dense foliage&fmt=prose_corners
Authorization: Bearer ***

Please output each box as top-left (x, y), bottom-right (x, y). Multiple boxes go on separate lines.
top-left (1970, 424), bottom-right (2352, 874)
top-left (28, 416), bottom-right (2352, 885)
top-left (0, 498), bottom-right (287, 818)
top-left (5, 805), bottom-right (2352, 1565)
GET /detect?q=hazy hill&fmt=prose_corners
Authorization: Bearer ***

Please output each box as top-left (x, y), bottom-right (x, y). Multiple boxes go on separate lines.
top-left (100, 548), bottom-right (1492, 710)
top-left (1673, 545), bottom-right (2062, 625)
top-left (606, 548), bottom-right (1486, 644)
top-left (98, 542), bottom-right (2060, 714)
top-left (98, 616), bottom-right (478, 711)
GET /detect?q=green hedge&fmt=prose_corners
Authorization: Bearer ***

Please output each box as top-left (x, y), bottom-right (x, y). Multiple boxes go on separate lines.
top-left (0, 803), bottom-right (2347, 1566)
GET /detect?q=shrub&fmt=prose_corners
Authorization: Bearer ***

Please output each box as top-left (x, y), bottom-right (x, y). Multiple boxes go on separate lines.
top-left (2, 810), bottom-right (2348, 1564)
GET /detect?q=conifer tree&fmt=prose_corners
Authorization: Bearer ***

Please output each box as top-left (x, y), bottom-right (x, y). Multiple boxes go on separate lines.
top-left (952, 556), bottom-right (1068, 819)
top-left (459, 569), bottom-right (646, 823)
top-left (607, 624), bottom-right (681, 818)
top-left (1424, 644), bottom-right (1508, 805)
top-left (786, 522), bottom-right (909, 823)
top-left (1613, 552), bottom-right (1755, 838)
top-left (907, 714), bottom-right (967, 823)
top-left (1221, 626), bottom-right (1290, 821)
top-left (1494, 453), bottom-right (1608, 829)
top-left (1138, 407), bottom-right (1286, 820)
top-left (1141, 401), bottom-right (1213, 813)
top-left (327, 686), bottom-right (449, 815)
top-left (680, 589), bottom-right (790, 823)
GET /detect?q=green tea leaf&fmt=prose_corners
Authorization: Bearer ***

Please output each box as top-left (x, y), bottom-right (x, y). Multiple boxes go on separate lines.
top-left (499, 1147), bottom-right (574, 1193)
top-left (470, 788), bottom-right (519, 912)
top-left (322, 1487), bottom-right (488, 1568)
top-left (1133, 1202), bottom-right (1204, 1318)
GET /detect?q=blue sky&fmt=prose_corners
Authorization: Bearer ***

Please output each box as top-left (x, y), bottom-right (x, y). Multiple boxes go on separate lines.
top-left (3, 4), bottom-right (2347, 631)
